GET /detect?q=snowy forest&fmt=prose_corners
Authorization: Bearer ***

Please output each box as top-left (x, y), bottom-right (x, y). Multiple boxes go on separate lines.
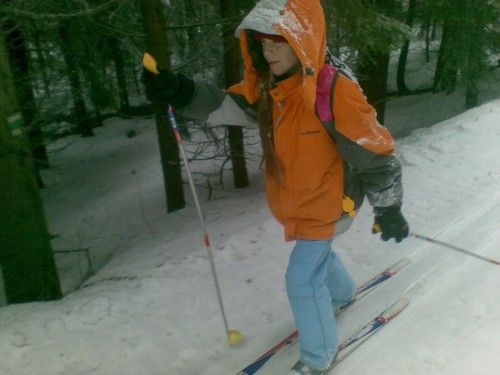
top-left (1, 0), bottom-right (499, 374)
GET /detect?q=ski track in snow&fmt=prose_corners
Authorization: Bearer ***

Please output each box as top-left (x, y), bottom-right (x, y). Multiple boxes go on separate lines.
top-left (338, 199), bottom-right (500, 375)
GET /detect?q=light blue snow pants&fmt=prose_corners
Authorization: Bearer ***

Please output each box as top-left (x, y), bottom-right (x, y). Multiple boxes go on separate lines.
top-left (285, 240), bottom-right (356, 369)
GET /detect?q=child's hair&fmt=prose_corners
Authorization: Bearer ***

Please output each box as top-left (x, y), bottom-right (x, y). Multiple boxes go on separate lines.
top-left (257, 73), bottom-right (283, 179)
top-left (247, 30), bottom-right (284, 180)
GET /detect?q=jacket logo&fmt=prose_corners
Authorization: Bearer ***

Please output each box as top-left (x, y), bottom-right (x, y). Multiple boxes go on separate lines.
top-left (300, 130), bottom-right (321, 136)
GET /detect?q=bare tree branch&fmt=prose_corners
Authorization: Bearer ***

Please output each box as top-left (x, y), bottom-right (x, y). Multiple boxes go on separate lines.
top-left (1, 0), bottom-right (120, 20)
top-left (165, 15), bottom-right (241, 30)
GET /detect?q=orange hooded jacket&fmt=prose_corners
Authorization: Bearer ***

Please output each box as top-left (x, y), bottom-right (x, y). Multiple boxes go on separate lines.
top-left (228, 0), bottom-right (399, 241)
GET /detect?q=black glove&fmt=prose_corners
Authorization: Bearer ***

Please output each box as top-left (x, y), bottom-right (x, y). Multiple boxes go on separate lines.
top-left (372, 205), bottom-right (409, 243)
top-left (142, 67), bottom-right (195, 109)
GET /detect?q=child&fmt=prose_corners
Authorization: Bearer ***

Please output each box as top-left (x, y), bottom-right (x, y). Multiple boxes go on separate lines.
top-left (143, 0), bottom-right (409, 373)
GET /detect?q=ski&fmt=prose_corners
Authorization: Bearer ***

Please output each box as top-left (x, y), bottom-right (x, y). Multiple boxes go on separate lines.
top-left (330, 297), bottom-right (409, 369)
top-left (236, 258), bottom-right (411, 375)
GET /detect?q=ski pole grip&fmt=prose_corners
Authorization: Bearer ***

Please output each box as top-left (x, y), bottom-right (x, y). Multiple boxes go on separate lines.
top-left (143, 53), bottom-right (160, 75)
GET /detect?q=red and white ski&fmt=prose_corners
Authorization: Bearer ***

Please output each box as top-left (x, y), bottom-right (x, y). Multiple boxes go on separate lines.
top-left (237, 258), bottom-right (411, 375)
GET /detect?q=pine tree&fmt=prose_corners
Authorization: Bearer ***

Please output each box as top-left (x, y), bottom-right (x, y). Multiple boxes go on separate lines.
top-left (110, 36), bottom-right (131, 114)
top-left (326, 0), bottom-right (410, 123)
top-left (58, 23), bottom-right (95, 137)
top-left (432, 0), bottom-right (497, 108)
top-left (0, 31), bottom-right (62, 304)
top-left (396, 0), bottom-right (417, 94)
top-left (219, 0), bottom-right (249, 189)
top-left (2, 17), bottom-right (49, 169)
top-left (139, 0), bottom-right (186, 212)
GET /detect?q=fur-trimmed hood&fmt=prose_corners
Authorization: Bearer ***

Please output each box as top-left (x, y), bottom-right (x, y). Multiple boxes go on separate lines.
top-left (228, 0), bottom-right (327, 111)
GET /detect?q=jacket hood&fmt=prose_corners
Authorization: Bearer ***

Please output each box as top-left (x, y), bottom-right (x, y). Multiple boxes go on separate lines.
top-left (229, 0), bottom-right (327, 110)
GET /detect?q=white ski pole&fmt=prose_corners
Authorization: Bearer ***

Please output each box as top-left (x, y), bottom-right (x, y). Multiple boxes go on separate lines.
top-left (167, 105), bottom-right (243, 345)
top-left (143, 53), bottom-right (243, 345)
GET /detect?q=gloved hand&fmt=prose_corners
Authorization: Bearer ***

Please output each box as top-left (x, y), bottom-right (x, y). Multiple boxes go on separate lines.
top-left (372, 205), bottom-right (409, 243)
top-left (142, 67), bottom-right (195, 109)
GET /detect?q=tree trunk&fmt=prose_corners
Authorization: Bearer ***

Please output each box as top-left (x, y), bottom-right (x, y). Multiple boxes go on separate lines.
top-left (396, 0), bottom-right (416, 94)
top-left (357, 48), bottom-right (391, 124)
top-left (425, 19), bottom-right (430, 63)
top-left (220, 0), bottom-right (249, 189)
top-left (30, 21), bottom-right (51, 98)
top-left (461, 1), bottom-right (483, 109)
top-left (356, 0), bottom-right (397, 124)
top-left (132, 64), bottom-right (141, 96)
top-left (81, 37), bottom-right (104, 128)
top-left (433, 21), bottom-right (457, 94)
top-left (465, 83), bottom-right (478, 109)
top-left (58, 25), bottom-right (94, 137)
top-left (111, 37), bottom-right (131, 113)
top-left (184, 0), bottom-right (198, 47)
top-left (0, 34), bottom-right (62, 304)
top-left (397, 43), bottom-right (410, 94)
top-left (140, 0), bottom-right (185, 212)
top-left (77, 22), bottom-right (108, 129)
top-left (431, 21), bottom-right (437, 40)
top-left (3, 19), bottom-right (49, 168)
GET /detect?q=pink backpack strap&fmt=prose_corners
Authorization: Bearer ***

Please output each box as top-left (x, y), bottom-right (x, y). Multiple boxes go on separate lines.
top-left (315, 64), bottom-right (338, 123)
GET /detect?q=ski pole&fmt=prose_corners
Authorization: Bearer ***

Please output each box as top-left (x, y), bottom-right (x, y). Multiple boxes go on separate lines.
top-left (142, 53), bottom-right (243, 346)
top-left (409, 232), bottom-right (500, 266)
top-left (372, 224), bottom-right (499, 266)
top-left (167, 105), bottom-right (243, 345)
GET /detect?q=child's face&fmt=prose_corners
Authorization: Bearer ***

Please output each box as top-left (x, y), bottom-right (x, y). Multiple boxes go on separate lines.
top-left (261, 39), bottom-right (300, 77)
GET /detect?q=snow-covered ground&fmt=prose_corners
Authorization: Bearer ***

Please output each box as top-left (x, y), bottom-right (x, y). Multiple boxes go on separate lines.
top-left (1, 34), bottom-right (500, 373)
top-left (0, 89), bottom-right (499, 374)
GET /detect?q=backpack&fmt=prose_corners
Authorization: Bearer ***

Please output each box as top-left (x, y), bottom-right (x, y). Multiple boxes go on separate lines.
top-left (314, 55), bottom-right (365, 223)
